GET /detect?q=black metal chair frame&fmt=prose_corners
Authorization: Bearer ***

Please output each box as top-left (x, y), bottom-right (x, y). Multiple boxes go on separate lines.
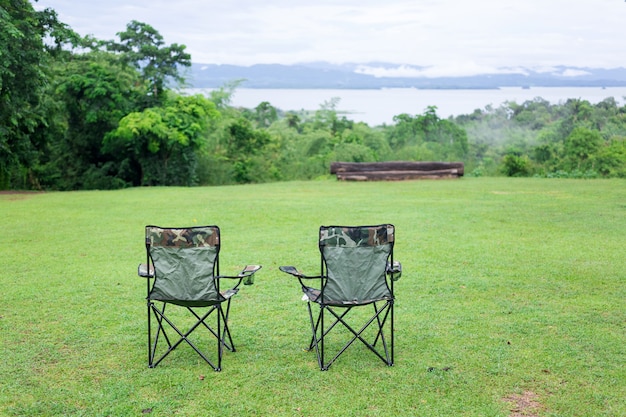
top-left (147, 296), bottom-right (230, 369)
top-left (140, 225), bottom-right (260, 371)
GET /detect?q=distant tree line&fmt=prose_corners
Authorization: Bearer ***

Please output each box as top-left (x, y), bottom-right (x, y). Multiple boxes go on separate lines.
top-left (2, 1), bottom-right (625, 190)
top-left (455, 97), bottom-right (626, 178)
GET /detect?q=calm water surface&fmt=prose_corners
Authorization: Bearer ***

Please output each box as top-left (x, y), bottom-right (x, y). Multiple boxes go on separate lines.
top-left (191, 87), bottom-right (626, 126)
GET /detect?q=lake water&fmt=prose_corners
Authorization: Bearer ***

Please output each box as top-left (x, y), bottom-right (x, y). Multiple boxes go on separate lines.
top-left (190, 87), bottom-right (626, 126)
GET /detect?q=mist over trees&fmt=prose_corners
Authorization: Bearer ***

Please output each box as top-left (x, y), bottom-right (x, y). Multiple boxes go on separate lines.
top-left (2, 1), bottom-right (625, 190)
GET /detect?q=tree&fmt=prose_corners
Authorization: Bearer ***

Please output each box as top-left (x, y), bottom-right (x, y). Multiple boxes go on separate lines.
top-left (509, 98), bottom-right (553, 130)
top-left (310, 97), bottom-right (341, 133)
top-left (562, 127), bottom-right (603, 171)
top-left (207, 79), bottom-right (245, 110)
top-left (595, 137), bottom-right (626, 178)
top-left (389, 113), bottom-right (422, 149)
top-left (253, 101), bottom-right (278, 128)
top-left (104, 94), bottom-right (220, 186)
top-left (387, 107), bottom-right (468, 161)
top-left (0, 1), bottom-right (74, 188)
top-left (501, 149), bottom-right (531, 177)
top-left (224, 118), bottom-right (273, 183)
top-left (46, 52), bottom-right (144, 189)
top-left (0, 8), bottom-right (41, 186)
top-left (555, 98), bottom-right (594, 140)
top-left (106, 20), bottom-right (191, 106)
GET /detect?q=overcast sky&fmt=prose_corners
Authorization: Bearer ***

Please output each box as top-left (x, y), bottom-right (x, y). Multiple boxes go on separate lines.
top-left (34, 0), bottom-right (626, 77)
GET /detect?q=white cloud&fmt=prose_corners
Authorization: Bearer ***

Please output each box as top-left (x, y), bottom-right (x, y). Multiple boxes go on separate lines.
top-left (559, 69), bottom-right (592, 77)
top-left (35, 0), bottom-right (626, 69)
top-left (355, 64), bottom-right (529, 78)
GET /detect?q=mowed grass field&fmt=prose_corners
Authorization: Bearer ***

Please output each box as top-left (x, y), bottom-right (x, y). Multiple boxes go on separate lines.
top-left (1, 177), bottom-right (624, 417)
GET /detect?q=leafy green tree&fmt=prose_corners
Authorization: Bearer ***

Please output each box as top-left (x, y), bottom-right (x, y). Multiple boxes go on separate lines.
top-left (555, 98), bottom-right (594, 140)
top-left (105, 94), bottom-right (220, 185)
top-left (307, 97), bottom-right (355, 138)
top-left (207, 79), bottom-right (245, 110)
top-left (508, 98), bottom-right (554, 130)
top-left (562, 127), bottom-right (603, 171)
top-left (253, 101), bottom-right (279, 128)
top-left (501, 149), bottom-right (531, 177)
top-left (389, 113), bottom-right (423, 149)
top-left (106, 20), bottom-right (191, 106)
top-left (0, 1), bottom-right (77, 188)
top-left (595, 137), bottom-right (626, 178)
top-left (285, 112), bottom-right (301, 131)
top-left (326, 123), bottom-right (389, 164)
top-left (387, 107), bottom-right (468, 161)
top-left (225, 118), bottom-right (272, 183)
top-left (44, 53), bottom-right (144, 189)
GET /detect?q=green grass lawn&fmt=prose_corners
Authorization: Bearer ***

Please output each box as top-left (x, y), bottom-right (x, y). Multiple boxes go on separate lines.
top-left (1, 178), bottom-right (624, 416)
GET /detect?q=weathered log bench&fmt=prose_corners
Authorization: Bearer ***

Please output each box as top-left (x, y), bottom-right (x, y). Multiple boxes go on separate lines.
top-left (330, 161), bottom-right (464, 181)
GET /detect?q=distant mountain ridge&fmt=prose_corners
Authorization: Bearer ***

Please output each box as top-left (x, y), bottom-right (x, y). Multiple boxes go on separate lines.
top-left (187, 62), bottom-right (626, 89)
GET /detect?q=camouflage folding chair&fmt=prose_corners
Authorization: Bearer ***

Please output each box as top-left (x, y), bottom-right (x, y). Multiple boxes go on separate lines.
top-left (138, 225), bottom-right (261, 370)
top-left (280, 224), bottom-right (402, 370)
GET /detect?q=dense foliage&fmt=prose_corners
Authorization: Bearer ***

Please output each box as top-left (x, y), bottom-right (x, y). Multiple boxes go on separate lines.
top-left (455, 97), bottom-right (626, 178)
top-left (2, 2), bottom-right (625, 190)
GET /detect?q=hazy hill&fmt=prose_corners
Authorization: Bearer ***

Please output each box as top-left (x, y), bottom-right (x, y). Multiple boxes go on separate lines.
top-left (187, 62), bottom-right (626, 89)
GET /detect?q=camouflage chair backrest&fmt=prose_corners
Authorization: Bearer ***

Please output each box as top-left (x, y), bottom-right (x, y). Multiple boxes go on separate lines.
top-left (146, 226), bottom-right (220, 248)
top-left (319, 225), bottom-right (394, 305)
top-left (146, 225), bottom-right (222, 306)
top-left (319, 224), bottom-right (394, 248)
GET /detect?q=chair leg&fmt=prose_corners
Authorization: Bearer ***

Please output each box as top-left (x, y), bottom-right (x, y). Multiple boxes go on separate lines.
top-left (307, 304), bottom-right (321, 351)
top-left (221, 299), bottom-right (236, 352)
top-left (148, 302), bottom-right (224, 371)
top-left (371, 301), bottom-right (393, 366)
top-left (306, 301), bottom-right (324, 370)
top-left (147, 301), bottom-right (152, 367)
top-left (216, 304), bottom-right (222, 371)
top-left (149, 302), bottom-right (174, 368)
top-left (190, 303), bottom-right (235, 353)
top-left (389, 300), bottom-right (395, 366)
top-left (311, 301), bottom-right (393, 370)
top-left (373, 301), bottom-right (393, 366)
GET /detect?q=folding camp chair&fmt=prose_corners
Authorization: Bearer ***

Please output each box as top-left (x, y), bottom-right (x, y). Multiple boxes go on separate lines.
top-left (138, 225), bottom-right (261, 370)
top-left (280, 224), bottom-right (402, 370)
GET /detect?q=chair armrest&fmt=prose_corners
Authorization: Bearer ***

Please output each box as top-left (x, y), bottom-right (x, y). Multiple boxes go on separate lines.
top-left (386, 261), bottom-right (402, 281)
top-left (279, 266), bottom-right (322, 279)
top-left (217, 264), bottom-right (262, 285)
top-left (138, 263), bottom-right (154, 278)
top-left (239, 264), bottom-right (261, 285)
top-left (239, 264), bottom-right (262, 277)
top-left (279, 265), bottom-right (303, 277)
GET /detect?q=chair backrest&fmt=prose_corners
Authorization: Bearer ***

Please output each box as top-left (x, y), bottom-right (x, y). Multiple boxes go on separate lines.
top-left (319, 224), bottom-right (394, 305)
top-left (146, 225), bottom-right (222, 307)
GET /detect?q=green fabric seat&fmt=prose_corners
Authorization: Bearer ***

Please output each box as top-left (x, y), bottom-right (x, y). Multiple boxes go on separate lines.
top-left (140, 225), bottom-right (261, 370)
top-left (280, 224), bottom-right (401, 370)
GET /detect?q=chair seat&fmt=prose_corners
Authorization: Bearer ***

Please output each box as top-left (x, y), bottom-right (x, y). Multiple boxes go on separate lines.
top-left (149, 288), bottom-right (239, 306)
top-left (302, 286), bottom-right (392, 306)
